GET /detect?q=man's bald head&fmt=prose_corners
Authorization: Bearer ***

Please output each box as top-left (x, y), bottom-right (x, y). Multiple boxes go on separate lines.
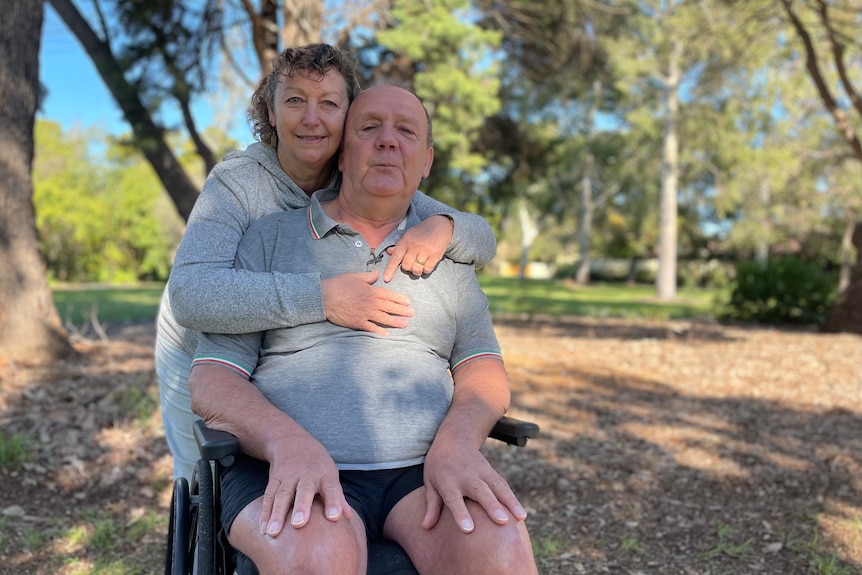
top-left (347, 85), bottom-right (433, 147)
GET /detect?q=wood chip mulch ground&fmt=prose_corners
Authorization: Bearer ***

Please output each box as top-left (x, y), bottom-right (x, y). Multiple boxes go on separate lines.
top-left (1, 317), bottom-right (860, 575)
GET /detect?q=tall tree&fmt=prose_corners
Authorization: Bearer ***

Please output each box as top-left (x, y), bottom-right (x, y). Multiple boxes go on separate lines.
top-left (474, 0), bottom-right (620, 272)
top-left (711, 57), bottom-right (845, 269)
top-left (777, 0), bottom-right (862, 333)
top-left (609, 0), bottom-right (764, 299)
top-left (373, 0), bottom-right (502, 199)
top-left (0, 0), bottom-right (75, 364)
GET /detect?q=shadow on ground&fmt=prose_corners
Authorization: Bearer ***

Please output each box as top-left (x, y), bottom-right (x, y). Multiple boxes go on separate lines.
top-left (1, 319), bottom-right (860, 575)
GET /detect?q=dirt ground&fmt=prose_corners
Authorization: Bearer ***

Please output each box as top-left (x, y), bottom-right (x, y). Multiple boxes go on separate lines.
top-left (1, 317), bottom-right (861, 575)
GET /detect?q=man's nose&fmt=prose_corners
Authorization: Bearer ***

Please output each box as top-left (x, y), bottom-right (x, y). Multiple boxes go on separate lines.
top-left (376, 124), bottom-right (398, 148)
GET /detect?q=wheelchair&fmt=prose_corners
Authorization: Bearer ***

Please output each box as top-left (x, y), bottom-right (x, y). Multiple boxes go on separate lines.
top-left (165, 416), bottom-right (539, 575)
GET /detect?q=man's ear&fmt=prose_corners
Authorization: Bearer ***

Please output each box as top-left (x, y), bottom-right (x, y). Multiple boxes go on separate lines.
top-left (422, 147), bottom-right (434, 178)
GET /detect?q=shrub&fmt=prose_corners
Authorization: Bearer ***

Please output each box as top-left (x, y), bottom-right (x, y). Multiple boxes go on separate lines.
top-left (719, 256), bottom-right (838, 326)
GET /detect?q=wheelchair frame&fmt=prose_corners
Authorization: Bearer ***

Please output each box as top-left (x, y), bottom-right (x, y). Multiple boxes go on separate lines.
top-left (166, 416), bottom-right (539, 575)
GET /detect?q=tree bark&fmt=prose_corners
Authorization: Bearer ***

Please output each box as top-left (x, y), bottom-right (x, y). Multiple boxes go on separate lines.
top-left (822, 223), bottom-right (862, 333)
top-left (837, 219), bottom-right (854, 293)
top-left (576, 154), bottom-right (595, 285)
top-left (517, 200), bottom-right (539, 280)
top-left (47, 0), bottom-right (200, 222)
top-left (0, 0), bottom-right (76, 365)
top-left (242, 0), bottom-right (280, 75)
top-left (283, 0), bottom-right (322, 48)
top-left (780, 0), bottom-right (862, 334)
top-left (656, 36), bottom-right (682, 300)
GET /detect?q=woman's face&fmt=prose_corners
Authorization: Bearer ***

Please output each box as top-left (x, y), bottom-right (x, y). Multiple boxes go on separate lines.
top-left (268, 68), bottom-right (350, 183)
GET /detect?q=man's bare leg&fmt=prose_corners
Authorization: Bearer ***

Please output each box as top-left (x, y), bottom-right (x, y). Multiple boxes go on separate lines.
top-left (229, 496), bottom-right (367, 575)
top-left (384, 487), bottom-right (537, 575)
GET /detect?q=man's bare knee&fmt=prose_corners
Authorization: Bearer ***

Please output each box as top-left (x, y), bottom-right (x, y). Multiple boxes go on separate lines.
top-left (474, 520), bottom-right (536, 574)
top-left (387, 493), bottom-right (537, 575)
top-left (230, 499), bottom-right (366, 575)
top-left (271, 536), bottom-right (361, 575)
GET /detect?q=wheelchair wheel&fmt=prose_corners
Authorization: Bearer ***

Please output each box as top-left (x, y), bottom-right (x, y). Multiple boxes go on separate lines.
top-left (194, 458), bottom-right (216, 575)
top-left (166, 477), bottom-right (191, 575)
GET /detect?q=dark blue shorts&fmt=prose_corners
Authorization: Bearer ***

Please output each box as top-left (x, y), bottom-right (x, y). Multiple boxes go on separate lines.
top-left (220, 454), bottom-right (424, 575)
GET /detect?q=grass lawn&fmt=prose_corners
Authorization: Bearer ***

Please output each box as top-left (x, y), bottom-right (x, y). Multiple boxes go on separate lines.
top-left (52, 282), bottom-right (166, 325)
top-left (51, 278), bottom-right (724, 326)
top-left (478, 276), bottom-right (723, 320)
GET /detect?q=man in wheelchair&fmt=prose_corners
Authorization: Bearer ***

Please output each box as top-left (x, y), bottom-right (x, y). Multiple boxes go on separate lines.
top-left (187, 85), bottom-right (539, 575)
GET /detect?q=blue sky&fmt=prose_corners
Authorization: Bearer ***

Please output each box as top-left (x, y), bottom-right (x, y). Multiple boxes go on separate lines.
top-left (40, 7), bottom-right (127, 135)
top-left (39, 6), bottom-right (250, 143)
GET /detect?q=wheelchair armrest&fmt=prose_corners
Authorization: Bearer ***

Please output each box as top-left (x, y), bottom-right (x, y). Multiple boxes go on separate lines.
top-left (192, 414), bottom-right (540, 464)
top-left (193, 419), bottom-right (240, 466)
top-left (488, 416), bottom-right (540, 447)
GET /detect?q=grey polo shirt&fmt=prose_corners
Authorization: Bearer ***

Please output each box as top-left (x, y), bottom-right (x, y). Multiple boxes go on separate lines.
top-left (194, 187), bottom-right (502, 470)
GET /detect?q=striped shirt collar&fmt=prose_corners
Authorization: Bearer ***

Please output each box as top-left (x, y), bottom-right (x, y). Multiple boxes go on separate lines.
top-left (306, 187), bottom-right (419, 240)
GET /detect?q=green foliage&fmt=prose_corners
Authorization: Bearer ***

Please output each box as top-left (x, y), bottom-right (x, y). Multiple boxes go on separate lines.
top-left (51, 507), bottom-right (169, 574)
top-left (532, 534), bottom-right (566, 559)
top-left (377, 0), bottom-right (501, 177)
top-left (720, 256), bottom-right (838, 326)
top-left (619, 534), bottom-right (645, 554)
top-left (32, 121), bottom-right (183, 283)
top-left (702, 523), bottom-right (755, 560)
top-left (115, 376), bottom-right (160, 428)
top-left (90, 518), bottom-right (122, 551)
top-left (0, 432), bottom-right (34, 473)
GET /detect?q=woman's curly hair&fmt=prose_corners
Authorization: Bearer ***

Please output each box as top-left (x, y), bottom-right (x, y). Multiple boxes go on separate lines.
top-left (249, 44), bottom-right (361, 146)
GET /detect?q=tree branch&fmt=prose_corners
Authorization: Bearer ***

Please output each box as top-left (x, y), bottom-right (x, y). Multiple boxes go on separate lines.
top-left (48, 0), bottom-right (201, 220)
top-left (781, 0), bottom-right (862, 162)
top-left (817, 0), bottom-right (862, 120)
top-left (239, 0), bottom-right (279, 74)
top-left (142, 19), bottom-right (217, 174)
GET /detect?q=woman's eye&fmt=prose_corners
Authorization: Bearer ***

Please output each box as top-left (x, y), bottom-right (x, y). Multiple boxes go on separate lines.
top-left (286, 97), bottom-right (303, 105)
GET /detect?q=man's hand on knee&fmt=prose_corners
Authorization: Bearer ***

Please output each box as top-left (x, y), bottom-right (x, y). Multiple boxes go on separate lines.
top-left (421, 442), bottom-right (527, 533)
top-left (259, 439), bottom-right (352, 537)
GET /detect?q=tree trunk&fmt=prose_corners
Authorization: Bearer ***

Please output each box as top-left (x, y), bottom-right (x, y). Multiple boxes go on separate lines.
top-left (576, 154), bottom-right (595, 285)
top-left (0, 0), bottom-right (76, 365)
top-left (781, 0), bottom-right (862, 333)
top-left (245, 0), bottom-right (280, 75)
top-left (283, 0), bottom-right (323, 48)
top-left (656, 37), bottom-right (682, 300)
top-left (822, 223), bottom-right (862, 333)
top-left (754, 179), bottom-right (771, 267)
top-left (517, 200), bottom-right (539, 280)
top-left (837, 219), bottom-right (854, 293)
